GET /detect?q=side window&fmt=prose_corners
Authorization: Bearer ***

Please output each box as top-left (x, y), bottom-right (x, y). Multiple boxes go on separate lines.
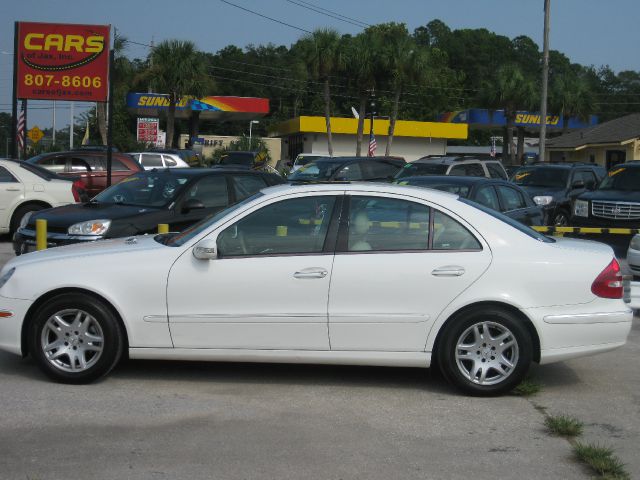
top-left (0, 166), bottom-right (17, 183)
top-left (233, 175), bottom-right (267, 201)
top-left (163, 155), bottom-right (177, 167)
top-left (364, 161), bottom-right (401, 180)
top-left (583, 171), bottom-right (597, 189)
top-left (347, 197), bottom-right (430, 251)
top-left (497, 186), bottom-right (526, 211)
top-left (141, 154), bottom-right (163, 168)
top-left (38, 156), bottom-right (66, 173)
top-left (70, 157), bottom-right (91, 173)
top-left (449, 164), bottom-right (466, 176)
top-left (433, 210), bottom-right (481, 250)
top-left (486, 162), bottom-right (507, 179)
top-left (335, 162), bottom-right (363, 180)
top-left (217, 196), bottom-right (336, 256)
top-left (183, 175), bottom-right (229, 208)
top-left (464, 163), bottom-right (485, 177)
top-left (110, 158), bottom-right (128, 171)
top-left (474, 186), bottom-right (500, 211)
top-left (84, 156), bottom-right (105, 171)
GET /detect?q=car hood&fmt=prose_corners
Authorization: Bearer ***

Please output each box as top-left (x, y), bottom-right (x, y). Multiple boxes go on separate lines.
top-left (577, 189), bottom-right (640, 202)
top-left (29, 202), bottom-right (164, 229)
top-left (4, 234), bottom-right (165, 270)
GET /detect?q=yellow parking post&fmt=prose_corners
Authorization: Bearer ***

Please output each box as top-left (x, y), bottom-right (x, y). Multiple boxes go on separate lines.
top-left (158, 224), bottom-right (169, 234)
top-left (36, 219), bottom-right (47, 251)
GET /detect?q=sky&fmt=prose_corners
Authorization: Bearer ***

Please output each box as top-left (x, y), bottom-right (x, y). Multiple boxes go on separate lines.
top-left (1, 0), bottom-right (638, 132)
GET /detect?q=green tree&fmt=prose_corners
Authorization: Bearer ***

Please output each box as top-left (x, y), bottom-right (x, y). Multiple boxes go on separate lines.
top-left (550, 74), bottom-right (594, 133)
top-left (145, 40), bottom-right (211, 148)
top-left (298, 28), bottom-right (345, 156)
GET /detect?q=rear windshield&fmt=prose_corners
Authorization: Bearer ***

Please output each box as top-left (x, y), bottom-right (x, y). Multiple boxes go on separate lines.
top-left (395, 163), bottom-right (448, 179)
top-left (460, 198), bottom-right (554, 243)
top-left (288, 160), bottom-right (346, 181)
top-left (13, 158), bottom-right (62, 181)
top-left (396, 179), bottom-right (471, 197)
top-left (219, 152), bottom-right (255, 166)
top-left (599, 166), bottom-right (640, 191)
top-left (512, 167), bottom-right (569, 188)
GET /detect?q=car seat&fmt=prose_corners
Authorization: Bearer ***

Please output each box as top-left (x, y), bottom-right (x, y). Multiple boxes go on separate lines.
top-left (349, 210), bottom-right (372, 251)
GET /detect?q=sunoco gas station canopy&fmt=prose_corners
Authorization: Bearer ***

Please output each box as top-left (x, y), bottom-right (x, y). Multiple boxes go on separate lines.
top-left (126, 93), bottom-right (269, 121)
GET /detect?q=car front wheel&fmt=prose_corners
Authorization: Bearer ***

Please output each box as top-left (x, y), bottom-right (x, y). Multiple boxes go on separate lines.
top-left (437, 307), bottom-right (532, 396)
top-left (29, 293), bottom-right (124, 384)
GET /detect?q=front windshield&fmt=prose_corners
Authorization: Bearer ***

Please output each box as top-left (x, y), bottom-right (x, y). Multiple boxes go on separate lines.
top-left (512, 167), bottom-right (569, 188)
top-left (165, 192), bottom-right (264, 247)
top-left (93, 172), bottom-right (190, 207)
top-left (288, 160), bottom-right (345, 181)
top-left (395, 163), bottom-right (448, 179)
top-left (598, 166), bottom-right (640, 191)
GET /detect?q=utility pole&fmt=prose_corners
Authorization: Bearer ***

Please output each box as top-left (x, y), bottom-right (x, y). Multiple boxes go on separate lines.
top-left (539, 0), bottom-right (551, 162)
top-left (52, 100), bottom-right (56, 146)
top-left (69, 101), bottom-right (74, 149)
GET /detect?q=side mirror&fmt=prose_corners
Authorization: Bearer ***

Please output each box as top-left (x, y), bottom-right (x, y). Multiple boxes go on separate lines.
top-left (193, 238), bottom-right (218, 260)
top-left (182, 198), bottom-right (205, 213)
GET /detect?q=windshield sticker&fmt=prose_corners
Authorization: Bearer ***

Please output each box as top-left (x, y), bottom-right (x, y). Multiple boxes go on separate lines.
top-left (608, 168), bottom-right (625, 177)
top-left (514, 172), bottom-right (531, 181)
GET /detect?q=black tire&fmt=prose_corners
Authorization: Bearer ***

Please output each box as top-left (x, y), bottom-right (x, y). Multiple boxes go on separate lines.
top-left (551, 208), bottom-right (570, 227)
top-left (28, 293), bottom-right (124, 384)
top-left (10, 203), bottom-right (46, 236)
top-left (437, 307), bottom-right (532, 396)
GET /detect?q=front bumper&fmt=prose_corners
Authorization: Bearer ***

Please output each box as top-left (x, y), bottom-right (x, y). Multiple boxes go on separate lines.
top-left (13, 228), bottom-right (102, 255)
top-left (0, 296), bottom-right (33, 356)
top-left (570, 215), bottom-right (640, 229)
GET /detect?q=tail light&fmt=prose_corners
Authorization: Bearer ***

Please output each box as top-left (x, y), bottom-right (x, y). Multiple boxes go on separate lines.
top-left (71, 180), bottom-right (88, 202)
top-left (591, 258), bottom-right (623, 299)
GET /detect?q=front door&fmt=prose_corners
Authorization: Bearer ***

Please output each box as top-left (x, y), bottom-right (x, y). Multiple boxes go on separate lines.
top-left (167, 194), bottom-right (340, 350)
top-left (328, 194), bottom-right (492, 351)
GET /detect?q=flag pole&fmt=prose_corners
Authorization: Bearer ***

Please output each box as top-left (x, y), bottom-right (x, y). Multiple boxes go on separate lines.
top-left (21, 99), bottom-right (27, 160)
top-left (10, 22), bottom-right (18, 159)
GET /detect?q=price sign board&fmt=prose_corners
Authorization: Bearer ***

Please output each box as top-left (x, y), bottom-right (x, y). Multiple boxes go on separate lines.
top-left (16, 22), bottom-right (110, 101)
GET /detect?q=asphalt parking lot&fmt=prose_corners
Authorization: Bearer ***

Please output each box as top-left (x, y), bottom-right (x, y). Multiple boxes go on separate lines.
top-left (0, 236), bottom-right (638, 479)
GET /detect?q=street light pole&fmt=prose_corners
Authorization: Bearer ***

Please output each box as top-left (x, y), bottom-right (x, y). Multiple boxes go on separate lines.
top-left (539, 0), bottom-right (551, 162)
top-left (249, 120), bottom-right (259, 150)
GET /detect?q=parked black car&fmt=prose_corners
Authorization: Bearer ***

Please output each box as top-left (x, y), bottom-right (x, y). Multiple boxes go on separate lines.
top-left (510, 163), bottom-right (606, 225)
top-left (13, 168), bottom-right (283, 255)
top-left (396, 176), bottom-right (544, 226)
top-left (288, 156), bottom-right (406, 182)
top-left (570, 163), bottom-right (640, 228)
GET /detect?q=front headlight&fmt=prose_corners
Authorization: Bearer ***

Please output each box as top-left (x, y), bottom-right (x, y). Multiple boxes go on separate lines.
top-left (68, 219), bottom-right (111, 236)
top-left (533, 195), bottom-right (554, 206)
top-left (0, 268), bottom-right (15, 290)
top-left (19, 211), bottom-right (33, 230)
top-left (630, 235), bottom-right (640, 251)
top-left (573, 200), bottom-right (589, 217)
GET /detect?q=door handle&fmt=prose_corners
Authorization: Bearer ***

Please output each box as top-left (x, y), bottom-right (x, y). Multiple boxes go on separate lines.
top-left (431, 265), bottom-right (465, 277)
top-left (4, 188), bottom-right (20, 192)
top-left (293, 267), bottom-right (328, 279)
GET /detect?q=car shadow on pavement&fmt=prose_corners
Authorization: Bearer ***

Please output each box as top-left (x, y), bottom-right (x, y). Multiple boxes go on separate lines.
top-left (528, 362), bottom-right (583, 388)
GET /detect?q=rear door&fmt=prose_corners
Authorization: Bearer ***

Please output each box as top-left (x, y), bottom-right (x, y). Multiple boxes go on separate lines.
top-left (495, 184), bottom-right (538, 225)
top-left (328, 193), bottom-right (492, 351)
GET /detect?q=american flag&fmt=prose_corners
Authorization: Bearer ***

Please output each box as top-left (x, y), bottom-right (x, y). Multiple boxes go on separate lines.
top-left (368, 130), bottom-right (377, 157)
top-left (16, 105), bottom-right (26, 155)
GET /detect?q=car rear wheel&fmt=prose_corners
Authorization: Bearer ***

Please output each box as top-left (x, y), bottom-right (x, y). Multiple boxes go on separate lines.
top-left (437, 307), bottom-right (532, 396)
top-left (29, 293), bottom-right (124, 384)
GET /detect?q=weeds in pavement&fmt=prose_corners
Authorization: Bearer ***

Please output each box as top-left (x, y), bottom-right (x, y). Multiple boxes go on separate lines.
top-left (512, 375), bottom-right (542, 396)
top-left (545, 415), bottom-right (584, 438)
top-left (573, 442), bottom-right (629, 479)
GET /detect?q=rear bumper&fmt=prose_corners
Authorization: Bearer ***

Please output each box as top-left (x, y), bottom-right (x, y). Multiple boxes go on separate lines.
top-left (523, 304), bottom-right (633, 365)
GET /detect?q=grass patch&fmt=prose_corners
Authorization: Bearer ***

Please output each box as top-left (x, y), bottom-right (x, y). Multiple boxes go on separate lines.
top-left (545, 415), bottom-right (583, 437)
top-left (512, 376), bottom-right (542, 396)
top-left (573, 442), bottom-right (629, 479)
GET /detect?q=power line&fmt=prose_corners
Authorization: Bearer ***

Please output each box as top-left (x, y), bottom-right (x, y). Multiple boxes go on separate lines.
top-left (284, 0), bottom-right (368, 29)
top-left (219, 0), bottom-right (312, 34)
top-left (293, 0), bottom-right (370, 27)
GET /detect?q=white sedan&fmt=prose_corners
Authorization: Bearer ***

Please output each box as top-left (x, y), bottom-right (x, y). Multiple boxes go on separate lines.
top-left (129, 152), bottom-right (190, 170)
top-left (0, 183), bottom-right (632, 395)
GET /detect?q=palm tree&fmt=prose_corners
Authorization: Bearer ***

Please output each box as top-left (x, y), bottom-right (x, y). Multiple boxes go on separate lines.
top-left (146, 40), bottom-right (211, 148)
top-left (481, 64), bottom-right (537, 165)
top-left (299, 29), bottom-right (344, 156)
top-left (345, 33), bottom-right (379, 156)
top-left (550, 74), bottom-right (594, 134)
top-left (374, 24), bottom-right (429, 156)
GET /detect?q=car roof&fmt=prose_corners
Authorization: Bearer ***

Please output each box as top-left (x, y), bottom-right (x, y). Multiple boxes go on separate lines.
top-left (136, 167), bottom-right (267, 176)
top-left (413, 156), bottom-right (498, 165)
top-left (518, 162), bottom-right (600, 170)
top-left (398, 175), bottom-right (505, 186)
top-left (313, 156), bottom-right (404, 163)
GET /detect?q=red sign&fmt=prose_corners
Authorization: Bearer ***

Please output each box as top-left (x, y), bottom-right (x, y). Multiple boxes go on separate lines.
top-left (16, 22), bottom-right (110, 101)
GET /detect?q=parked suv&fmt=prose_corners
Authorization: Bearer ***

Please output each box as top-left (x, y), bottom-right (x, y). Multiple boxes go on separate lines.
top-left (288, 156), bottom-right (406, 182)
top-left (511, 163), bottom-right (606, 226)
top-left (395, 156), bottom-right (508, 180)
top-left (571, 163), bottom-right (640, 228)
top-left (27, 150), bottom-right (143, 198)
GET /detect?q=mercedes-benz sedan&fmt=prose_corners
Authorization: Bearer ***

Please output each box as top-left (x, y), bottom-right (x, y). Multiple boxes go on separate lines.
top-left (0, 183), bottom-right (632, 395)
